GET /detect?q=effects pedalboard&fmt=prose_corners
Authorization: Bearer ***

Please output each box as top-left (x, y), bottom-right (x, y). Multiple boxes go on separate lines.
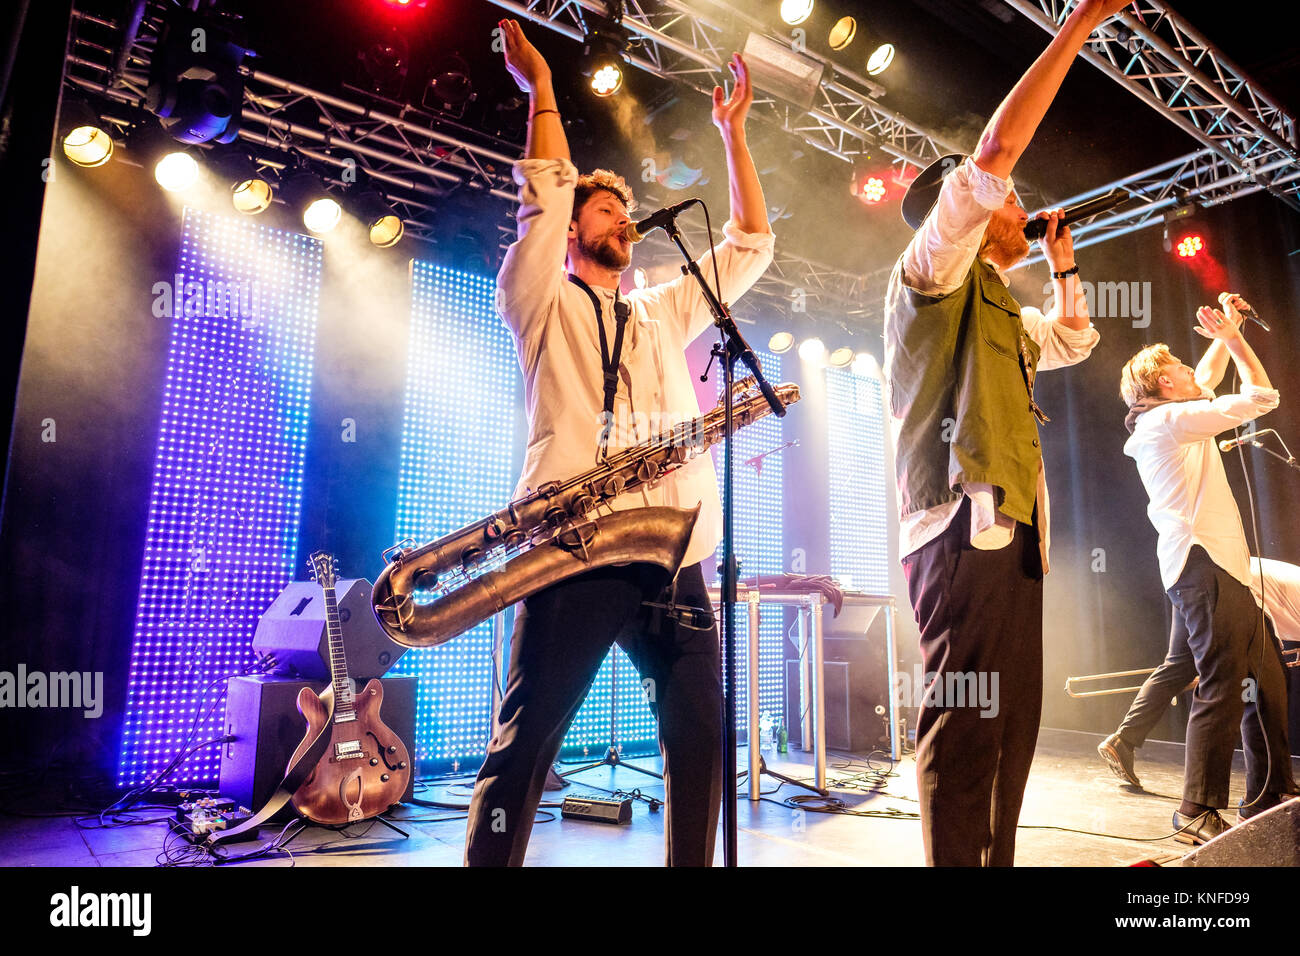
top-left (559, 794), bottom-right (633, 825)
top-left (176, 797), bottom-right (257, 843)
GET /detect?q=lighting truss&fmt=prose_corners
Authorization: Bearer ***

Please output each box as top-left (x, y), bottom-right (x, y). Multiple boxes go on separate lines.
top-left (1012, 145), bottom-right (1294, 270)
top-left (481, 0), bottom-right (966, 171)
top-left (1004, 0), bottom-right (1300, 213)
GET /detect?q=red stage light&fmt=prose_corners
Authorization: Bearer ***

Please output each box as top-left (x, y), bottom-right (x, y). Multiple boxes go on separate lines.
top-left (1176, 234), bottom-right (1204, 258)
top-left (852, 174), bottom-right (887, 205)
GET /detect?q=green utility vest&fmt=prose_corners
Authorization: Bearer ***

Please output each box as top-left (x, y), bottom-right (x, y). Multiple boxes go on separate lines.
top-left (884, 258), bottom-right (1043, 526)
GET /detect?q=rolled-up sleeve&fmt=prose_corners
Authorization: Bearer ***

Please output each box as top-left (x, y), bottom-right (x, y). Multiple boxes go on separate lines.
top-left (1163, 386), bottom-right (1280, 443)
top-left (495, 158), bottom-right (578, 344)
top-left (902, 157), bottom-right (1013, 297)
top-left (1020, 305), bottom-right (1100, 371)
top-left (637, 219), bottom-right (775, 343)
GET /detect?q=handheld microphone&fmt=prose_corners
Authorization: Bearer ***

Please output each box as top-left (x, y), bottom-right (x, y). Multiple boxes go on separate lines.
top-left (1024, 190), bottom-right (1128, 240)
top-left (1220, 429), bottom-right (1275, 452)
top-left (622, 199), bottom-right (698, 243)
top-left (1218, 292), bottom-right (1271, 332)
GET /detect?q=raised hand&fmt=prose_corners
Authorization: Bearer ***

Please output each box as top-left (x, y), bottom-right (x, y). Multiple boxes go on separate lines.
top-left (1037, 209), bottom-right (1074, 272)
top-left (1194, 305), bottom-right (1242, 341)
top-left (499, 18), bottom-right (550, 95)
top-left (1217, 293), bottom-right (1249, 333)
top-left (711, 53), bottom-right (754, 139)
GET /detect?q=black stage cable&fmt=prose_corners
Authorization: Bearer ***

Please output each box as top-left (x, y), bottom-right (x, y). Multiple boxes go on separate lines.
top-left (1226, 367), bottom-right (1274, 816)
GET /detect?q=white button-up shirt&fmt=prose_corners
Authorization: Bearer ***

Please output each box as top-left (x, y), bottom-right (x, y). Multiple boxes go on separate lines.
top-left (889, 156), bottom-right (1100, 568)
top-left (495, 158), bottom-right (776, 567)
top-left (1124, 385), bottom-right (1280, 590)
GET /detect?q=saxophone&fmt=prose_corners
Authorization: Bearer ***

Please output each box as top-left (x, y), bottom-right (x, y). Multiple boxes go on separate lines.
top-left (371, 376), bottom-right (800, 648)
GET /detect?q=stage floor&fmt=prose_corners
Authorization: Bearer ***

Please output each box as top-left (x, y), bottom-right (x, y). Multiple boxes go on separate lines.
top-left (3, 727), bottom-right (1295, 867)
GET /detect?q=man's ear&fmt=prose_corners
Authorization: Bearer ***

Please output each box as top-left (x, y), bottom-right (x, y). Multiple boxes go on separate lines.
top-left (567, 219), bottom-right (577, 239)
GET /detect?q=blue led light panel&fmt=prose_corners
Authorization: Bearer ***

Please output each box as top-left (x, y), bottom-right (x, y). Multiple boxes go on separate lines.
top-left (826, 368), bottom-right (889, 593)
top-left (712, 352), bottom-right (785, 733)
top-left (389, 261), bottom-right (516, 768)
top-left (118, 208), bottom-right (322, 788)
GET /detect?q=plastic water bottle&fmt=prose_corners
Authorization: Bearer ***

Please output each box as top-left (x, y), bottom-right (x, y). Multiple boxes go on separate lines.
top-left (759, 711), bottom-right (775, 754)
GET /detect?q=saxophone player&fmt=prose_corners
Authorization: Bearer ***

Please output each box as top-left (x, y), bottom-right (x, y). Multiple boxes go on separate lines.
top-left (463, 19), bottom-right (773, 866)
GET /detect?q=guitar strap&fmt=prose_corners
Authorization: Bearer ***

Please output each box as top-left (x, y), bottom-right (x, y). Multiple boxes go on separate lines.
top-left (206, 685), bottom-right (335, 848)
top-left (568, 274), bottom-right (630, 460)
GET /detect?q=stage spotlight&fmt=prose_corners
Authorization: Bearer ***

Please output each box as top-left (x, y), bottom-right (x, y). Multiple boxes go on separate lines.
top-left (354, 189), bottom-right (405, 247)
top-left (233, 177), bottom-right (274, 214)
top-left (798, 337), bottom-right (826, 363)
top-left (146, 6), bottom-right (247, 144)
top-left (852, 351), bottom-right (881, 378)
top-left (283, 167), bottom-right (341, 234)
top-left (851, 168), bottom-right (887, 204)
top-left (634, 267), bottom-right (649, 289)
top-left (829, 17), bottom-right (857, 50)
top-left (304, 197), bottom-right (342, 234)
top-left (425, 53), bottom-right (474, 115)
top-left (768, 331), bottom-right (794, 353)
top-left (590, 64), bottom-right (623, 97)
top-left (780, 0), bottom-right (814, 26)
top-left (1176, 234), bottom-right (1204, 258)
top-left (867, 43), bottom-right (895, 75)
top-left (59, 97), bottom-right (114, 167)
top-left (212, 148), bottom-right (274, 214)
top-left (155, 150), bottom-right (199, 192)
top-left (580, 19), bottom-right (631, 98)
top-left (828, 347), bottom-right (854, 367)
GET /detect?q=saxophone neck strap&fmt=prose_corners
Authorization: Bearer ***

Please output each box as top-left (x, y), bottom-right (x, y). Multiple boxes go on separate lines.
top-left (568, 273), bottom-right (630, 418)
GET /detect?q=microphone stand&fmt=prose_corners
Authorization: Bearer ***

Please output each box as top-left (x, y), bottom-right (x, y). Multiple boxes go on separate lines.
top-left (660, 210), bottom-right (787, 868)
top-left (1227, 429), bottom-right (1300, 470)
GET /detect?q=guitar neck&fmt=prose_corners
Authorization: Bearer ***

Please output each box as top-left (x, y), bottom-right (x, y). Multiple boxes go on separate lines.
top-left (322, 584), bottom-right (355, 722)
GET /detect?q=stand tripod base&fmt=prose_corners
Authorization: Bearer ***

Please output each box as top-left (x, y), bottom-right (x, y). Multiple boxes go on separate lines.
top-left (750, 753), bottom-right (828, 798)
top-left (561, 746), bottom-right (664, 782)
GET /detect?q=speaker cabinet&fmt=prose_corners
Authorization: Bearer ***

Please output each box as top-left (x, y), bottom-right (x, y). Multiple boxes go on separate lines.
top-left (253, 578), bottom-right (407, 680)
top-left (782, 605), bottom-right (897, 753)
top-left (219, 674), bottom-right (417, 814)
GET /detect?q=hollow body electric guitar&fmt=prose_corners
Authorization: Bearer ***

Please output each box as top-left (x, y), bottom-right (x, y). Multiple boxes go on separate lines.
top-left (289, 551), bottom-right (411, 825)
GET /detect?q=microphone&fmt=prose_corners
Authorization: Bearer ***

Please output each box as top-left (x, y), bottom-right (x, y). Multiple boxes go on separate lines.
top-left (1024, 190), bottom-right (1128, 240)
top-left (1220, 429), bottom-right (1275, 452)
top-left (622, 199), bottom-right (698, 243)
top-left (1218, 292), bottom-right (1271, 332)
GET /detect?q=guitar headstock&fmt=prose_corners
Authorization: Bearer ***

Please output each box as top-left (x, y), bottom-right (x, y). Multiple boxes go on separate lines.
top-left (308, 551), bottom-right (339, 590)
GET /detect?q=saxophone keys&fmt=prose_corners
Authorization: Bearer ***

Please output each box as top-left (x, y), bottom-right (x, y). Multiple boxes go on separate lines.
top-left (602, 475), bottom-right (626, 498)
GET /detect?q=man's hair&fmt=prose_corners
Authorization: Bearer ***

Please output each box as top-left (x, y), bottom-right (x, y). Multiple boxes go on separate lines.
top-left (1120, 343), bottom-right (1178, 407)
top-left (572, 169), bottom-right (635, 220)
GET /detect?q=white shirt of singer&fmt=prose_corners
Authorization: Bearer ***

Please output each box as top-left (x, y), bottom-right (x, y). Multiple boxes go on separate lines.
top-left (495, 158), bottom-right (776, 568)
top-left (1124, 384), bottom-right (1279, 590)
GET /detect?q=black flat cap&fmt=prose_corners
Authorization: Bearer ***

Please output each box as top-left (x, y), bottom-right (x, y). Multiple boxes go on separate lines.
top-left (900, 153), bottom-right (966, 231)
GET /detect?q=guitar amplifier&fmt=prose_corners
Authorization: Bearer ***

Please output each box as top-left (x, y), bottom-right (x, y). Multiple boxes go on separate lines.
top-left (253, 578), bottom-right (407, 680)
top-left (219, 674), bottom-right (417, 816)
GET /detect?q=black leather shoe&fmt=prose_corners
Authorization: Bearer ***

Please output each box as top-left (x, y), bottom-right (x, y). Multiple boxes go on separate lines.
top-left (1173, 809), bottom-right (1229, 846)
top-left (1098, 732), bottom-right (1141, 787)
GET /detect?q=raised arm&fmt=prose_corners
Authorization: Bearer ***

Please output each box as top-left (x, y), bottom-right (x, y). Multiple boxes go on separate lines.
top-left (973, 0), bottom-right (1131, 179)
top-left (1194, 294), bottom-right (1246, 391)
top-left (1196, 303), bottom-right (1271, 391)
top-left (712, 53), bottom-right (770, 236)
top-left (500, 19), bottom-right (569, 163)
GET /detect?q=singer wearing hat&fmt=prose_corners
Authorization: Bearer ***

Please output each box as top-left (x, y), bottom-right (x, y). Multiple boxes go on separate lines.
top-left (883, 0), bottom-right (1130, 866)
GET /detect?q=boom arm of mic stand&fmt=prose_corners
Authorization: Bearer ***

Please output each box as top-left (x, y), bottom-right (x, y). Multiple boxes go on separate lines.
top-left (661, 220), bottom-right (788, 418)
